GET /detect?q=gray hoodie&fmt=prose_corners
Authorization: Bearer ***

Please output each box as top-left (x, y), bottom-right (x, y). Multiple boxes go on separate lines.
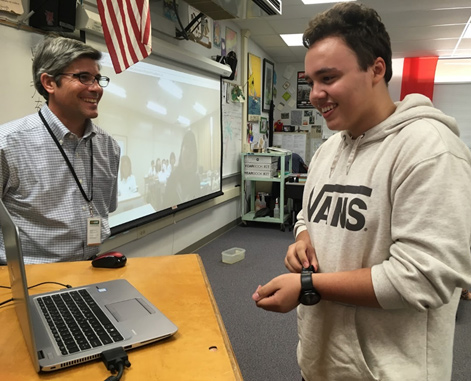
top-left (294, 94), bottom-right (471, 381)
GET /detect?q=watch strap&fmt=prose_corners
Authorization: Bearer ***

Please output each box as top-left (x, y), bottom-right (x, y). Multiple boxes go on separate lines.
top-left (299, 265), bottom-right (321, 305)
top-left (301, 270), bottom-right (314, 291)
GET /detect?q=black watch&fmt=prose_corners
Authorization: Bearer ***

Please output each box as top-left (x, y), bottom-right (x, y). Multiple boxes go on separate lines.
top-left (298, 265), bottom-right (321, 306)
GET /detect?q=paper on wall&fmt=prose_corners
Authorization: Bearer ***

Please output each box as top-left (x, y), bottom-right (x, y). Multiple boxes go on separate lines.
top-left (291, 110), bottom-right (302, 126)
top-left (283, 65), bottom-right (295, 79)
top-left (0, 0), bottom-right (24, 15)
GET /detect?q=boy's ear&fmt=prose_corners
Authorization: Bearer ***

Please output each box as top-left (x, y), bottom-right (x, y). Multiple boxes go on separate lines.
top-left (372, 57), bottom-right (386, 84)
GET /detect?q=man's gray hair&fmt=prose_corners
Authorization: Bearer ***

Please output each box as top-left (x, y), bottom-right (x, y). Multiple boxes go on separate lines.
top-left (32, 36), bottom-right (102, 100)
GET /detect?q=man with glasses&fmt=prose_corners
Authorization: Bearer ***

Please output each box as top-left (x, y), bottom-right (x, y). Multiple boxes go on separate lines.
top-left (0, 36), bottom-right (120, 264)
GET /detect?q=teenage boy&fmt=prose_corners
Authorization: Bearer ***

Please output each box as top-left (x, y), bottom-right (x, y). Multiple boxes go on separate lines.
top-left (253, 3), bottom-right (471, 380)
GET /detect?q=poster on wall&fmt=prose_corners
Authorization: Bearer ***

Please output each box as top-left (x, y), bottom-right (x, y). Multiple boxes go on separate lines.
top-left (188, 5), bottom-right (212, 49)
top-left (213, 21), bottom-right (221, 49)
top-left (248, 53), bottom-right (261, 116)
top-left (262, 59), bottom-right (274, 112)
top-left (163, 0), bottom-right (178, 21)
top-left (225, 27), bottom-right (238, 81)
top-left (297, 71), bottom-right (314, 109)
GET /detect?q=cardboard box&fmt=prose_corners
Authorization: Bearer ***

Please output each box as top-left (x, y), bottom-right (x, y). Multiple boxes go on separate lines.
top-left (245, 155), bottom-right (278, 165)
top-left (244, 168), bottom-right (278, 178)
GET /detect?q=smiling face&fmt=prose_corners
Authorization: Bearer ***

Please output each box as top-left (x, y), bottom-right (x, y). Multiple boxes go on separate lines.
top-left (305, 36), bottom-right (386, 138)
top-left (41, 57), bottom-right (103, 136)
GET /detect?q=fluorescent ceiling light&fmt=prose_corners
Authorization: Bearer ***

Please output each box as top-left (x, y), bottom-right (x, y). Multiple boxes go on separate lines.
top-left (177, 116), bottom-right (190, 126)
top-left (193, 102), bottom-right (207, 115)
top-left (147, 101), bottom-right (167, 115)
top-left (158, 78), bottom-right (183, 99)
top-left (105, 83), bottom-right (126, 98)
top-left (464, 22), bottom-right (471, 39)
top-left (435, 58), bottom-right (471, 83)
top-left (451, 15), bottom-right (471, 56)
top-left (281, 33), bottom-right (304, 46)
top-left (302, 0), bottom-right (356, 4)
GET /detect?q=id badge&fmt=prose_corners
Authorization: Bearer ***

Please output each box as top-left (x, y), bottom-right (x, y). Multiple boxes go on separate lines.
top-left (87, 217), bottom-right (101, 246)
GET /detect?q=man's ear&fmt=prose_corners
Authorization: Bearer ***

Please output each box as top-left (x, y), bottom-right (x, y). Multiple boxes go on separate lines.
top-left (371, 57), bottom-right (386, 84)
top-left (40, 73), bottom-right (56, 95)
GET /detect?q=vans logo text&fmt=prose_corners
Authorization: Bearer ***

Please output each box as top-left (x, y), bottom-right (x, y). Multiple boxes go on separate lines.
top-left (307, 184), bottom-right (372, 231)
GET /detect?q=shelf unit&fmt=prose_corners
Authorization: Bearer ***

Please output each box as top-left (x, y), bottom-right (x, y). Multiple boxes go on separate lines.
top-left (241, 151), bottom-right (292, 231)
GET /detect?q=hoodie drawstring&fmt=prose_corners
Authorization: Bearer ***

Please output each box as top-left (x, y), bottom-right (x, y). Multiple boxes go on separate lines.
top-left (346, 134), bottom-right (364, 174)
top-left (330, 134), bottom-right (347, 177)
top-left (329, 133), bottom-right (365, 176)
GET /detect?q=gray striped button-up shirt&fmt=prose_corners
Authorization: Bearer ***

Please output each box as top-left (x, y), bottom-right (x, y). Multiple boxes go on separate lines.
top-left (0, 104), bottom-right (120, 264)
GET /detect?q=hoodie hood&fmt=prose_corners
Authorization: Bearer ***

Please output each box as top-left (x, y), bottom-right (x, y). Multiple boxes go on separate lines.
top-left (329, 93), bottom-right (460, 175)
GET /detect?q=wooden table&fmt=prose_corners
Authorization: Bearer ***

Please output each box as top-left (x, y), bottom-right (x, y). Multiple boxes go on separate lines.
top-left (0, 255), bottom-right (242, 380)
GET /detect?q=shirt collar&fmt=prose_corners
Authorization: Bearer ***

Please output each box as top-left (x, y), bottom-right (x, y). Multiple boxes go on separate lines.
top-left (40, 104), bottom-right (97, 141)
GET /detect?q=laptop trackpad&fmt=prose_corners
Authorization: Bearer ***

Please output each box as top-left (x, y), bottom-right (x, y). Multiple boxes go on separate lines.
top-left (106, 298), bottom-right (154, 321)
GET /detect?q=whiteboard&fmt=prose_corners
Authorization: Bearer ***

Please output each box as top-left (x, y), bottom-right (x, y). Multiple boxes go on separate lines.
top-left (273, 132), bottom-right (309, 162)
top-left (222, 101), bottom-right (243, 177)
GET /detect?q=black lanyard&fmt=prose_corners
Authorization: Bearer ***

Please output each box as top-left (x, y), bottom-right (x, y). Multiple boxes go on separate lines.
top-left (38, 111), bottom-right (94, 203)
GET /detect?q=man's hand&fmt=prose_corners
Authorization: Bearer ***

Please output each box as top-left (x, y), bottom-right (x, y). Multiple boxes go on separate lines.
top-left (285, 230), bottom-right (318, 273)
top-left (252, 273), bottom-right (301, 313)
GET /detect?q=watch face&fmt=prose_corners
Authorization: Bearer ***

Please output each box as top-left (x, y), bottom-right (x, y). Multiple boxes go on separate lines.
top-left (300, 291), bottom-right (321, 305)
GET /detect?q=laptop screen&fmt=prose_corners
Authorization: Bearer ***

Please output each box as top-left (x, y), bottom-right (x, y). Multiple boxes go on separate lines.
top-left (0, 199), bottom-right (41, 371)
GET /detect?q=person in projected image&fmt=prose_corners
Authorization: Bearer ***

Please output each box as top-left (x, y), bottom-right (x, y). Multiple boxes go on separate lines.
top-left (170, 152), bottom-right (176, 170)
top-left (147, 159), bottom-right (156, 177)
top-left (162, 159), bottom-right (167, 174)
top-left (118, 155), bottom-right (138, 198)
top-left (0, 36), bottom-right (120, 265)
top-left (164, 152), bottom-right (176, 181)
top-left (252, 2), bottom-right (471, 380)
top-left (155, 158), bottom-right (162, 177)
top-left (157, 159), bottom-right (168, 185)
top-left (164, 130), bottom-right (202, 206)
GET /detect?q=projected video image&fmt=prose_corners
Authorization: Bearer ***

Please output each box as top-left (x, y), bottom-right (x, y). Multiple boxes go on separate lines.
top-left (96, 53), bottom-right (222, 234)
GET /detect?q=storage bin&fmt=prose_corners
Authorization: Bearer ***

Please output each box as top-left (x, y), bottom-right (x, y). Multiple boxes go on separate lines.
top-left (221, 247), bottom-right (246, 264)
top-left (244, 155), bottom-right (278, 164)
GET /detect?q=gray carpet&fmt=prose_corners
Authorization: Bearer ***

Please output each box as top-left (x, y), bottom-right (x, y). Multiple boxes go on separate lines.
top-left (196, 223), bottom-right (471, 381)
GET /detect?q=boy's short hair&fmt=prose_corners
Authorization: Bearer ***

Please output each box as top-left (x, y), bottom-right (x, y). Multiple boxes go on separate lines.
top-left (303, 2), bottom-right (392, 83)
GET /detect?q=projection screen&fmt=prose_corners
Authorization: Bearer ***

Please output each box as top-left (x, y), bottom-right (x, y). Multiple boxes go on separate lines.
top-left (96, 53), bottom-right (223, 235)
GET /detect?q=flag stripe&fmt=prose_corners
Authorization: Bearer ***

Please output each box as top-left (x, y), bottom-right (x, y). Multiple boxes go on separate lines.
top-left (124, 0), bottom-right (145, 61)
top-left (97, 0), bottom-right (152, 74)
top-left (96, 0), bottom-right (120, 71)
top-left (99, 0), bottom-right (129, 73)
top-left (141, 0), bottom-right (152, 54)
top-left (108, 1), bottom-right (130, 72)
top-left (118, 1), bottom-right (139, 66)
top-left (132, 0), bottom-right (151, 57)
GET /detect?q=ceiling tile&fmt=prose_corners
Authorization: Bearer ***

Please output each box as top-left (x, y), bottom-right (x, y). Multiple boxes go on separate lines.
top-left (228, 0), bottom-right (471, 62)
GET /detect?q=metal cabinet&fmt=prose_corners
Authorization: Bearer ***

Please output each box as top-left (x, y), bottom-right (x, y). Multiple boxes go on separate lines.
top-left (241, 151), bottom-right (292, 231)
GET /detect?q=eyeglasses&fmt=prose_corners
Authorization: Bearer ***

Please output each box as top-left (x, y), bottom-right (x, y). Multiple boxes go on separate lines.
top-left (58, 72), bottom-right (110, 88)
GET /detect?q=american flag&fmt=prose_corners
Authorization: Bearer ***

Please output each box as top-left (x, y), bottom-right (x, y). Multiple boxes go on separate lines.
top-left (96, 0), bottom-right (152, 74)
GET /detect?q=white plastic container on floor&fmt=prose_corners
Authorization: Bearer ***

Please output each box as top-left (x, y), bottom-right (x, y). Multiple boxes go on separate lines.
top-left (221, 247), bottom-right (246, 264)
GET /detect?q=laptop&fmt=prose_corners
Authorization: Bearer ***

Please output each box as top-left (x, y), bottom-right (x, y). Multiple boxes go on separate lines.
top-left (0, 199), bottom-right (177, 372)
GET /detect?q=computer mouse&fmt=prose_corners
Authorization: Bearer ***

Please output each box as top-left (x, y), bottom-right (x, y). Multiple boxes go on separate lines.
top-left (91, 251), bottom-right (127, 268)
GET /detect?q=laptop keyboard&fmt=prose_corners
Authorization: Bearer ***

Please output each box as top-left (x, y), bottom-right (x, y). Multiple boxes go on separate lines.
top-left (37, 289), bottom-right (124, 355)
